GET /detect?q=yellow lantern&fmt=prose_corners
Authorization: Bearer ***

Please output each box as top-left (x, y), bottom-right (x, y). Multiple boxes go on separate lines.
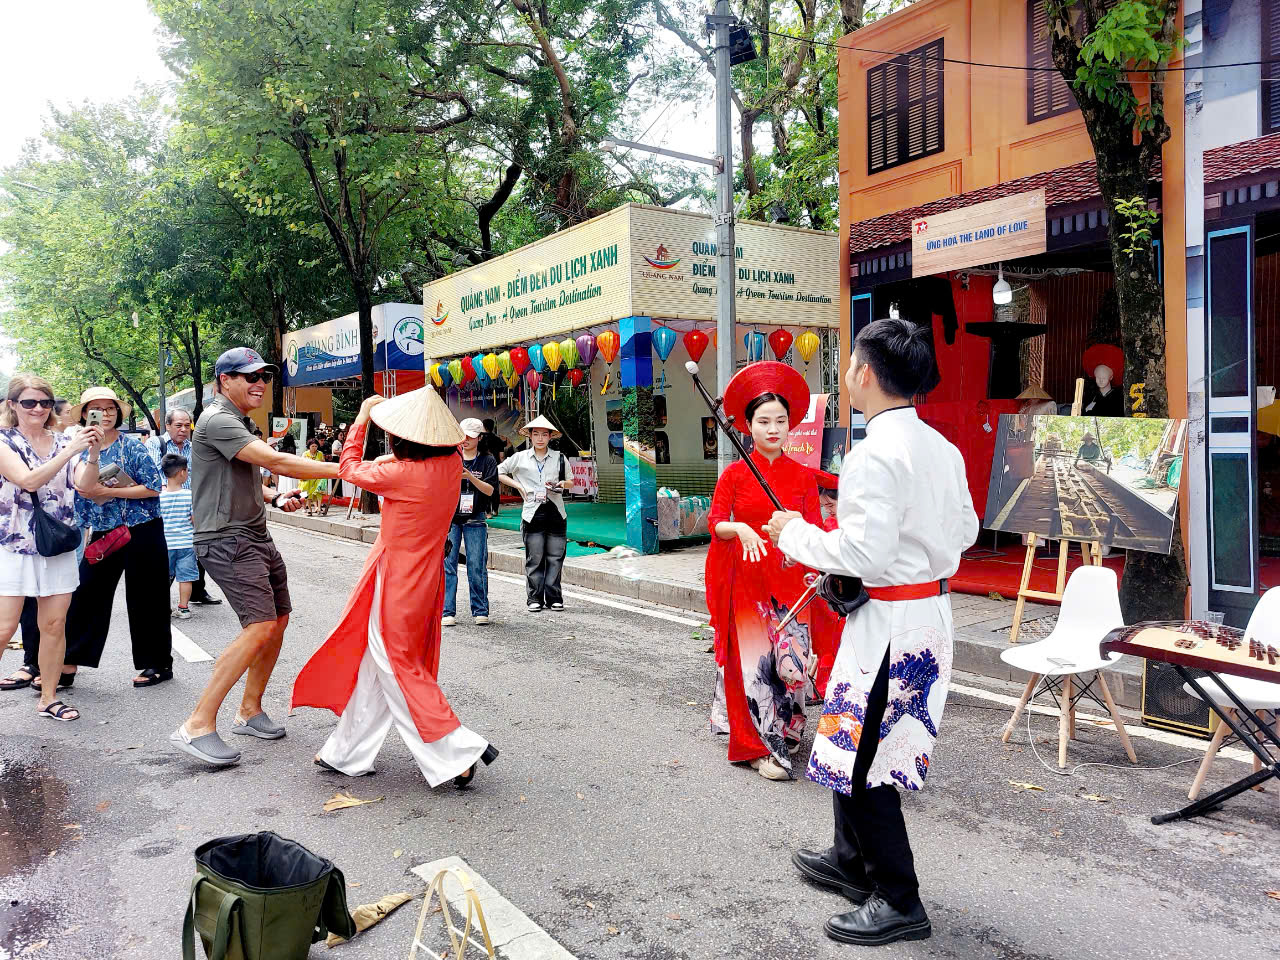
top-left (794, 331), bottom-right (821, 367)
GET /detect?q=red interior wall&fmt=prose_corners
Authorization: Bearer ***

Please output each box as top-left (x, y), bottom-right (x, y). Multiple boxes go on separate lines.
top-left (1032, 271), bottom-right (1115, 402)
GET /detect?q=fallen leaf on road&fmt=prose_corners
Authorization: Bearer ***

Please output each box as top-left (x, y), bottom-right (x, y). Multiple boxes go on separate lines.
top-left (392, 849), bottom-right (403, 859)
top-left (20, 939), bottom-right (48, 955)
top-left (96, 800), bottom-right (111, 812)
top-left (665, 912), bottom-right (681, 921)
top-left (1222, 831), bottom-right (1239, 837)
top-left (607, 926), bottom-right (620, 936)
top-left (576, 792), bottom-right (585, 800)
top-left (322, 792), bottom-right (384, 813)
top-left (686, 701), bottom-right (698, 706)
top-left (326, 892), bottom-right (414, 946)
top-left (987, 592), bottom-right (1003, 602)
top-left (63, 824), bottom-right (81, 830)
top-left (1079, 794), bottom-right (1109, 803)
top-left (1050, 830), bottom-right (1064, 838)
top-left (585, 901), bottom-right (595, 910)
top-left (1008, 781), bottom-right (1045, 792)
top-left (349, 881), bottom-right (362, 888)
top-left (1267, 890), bottom-right (1280, 901)
top-left (519, 795), bottom-right (527, 802)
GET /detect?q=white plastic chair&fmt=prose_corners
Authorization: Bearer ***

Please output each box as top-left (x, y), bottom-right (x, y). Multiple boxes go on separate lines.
top-left (999, 565), bottom-right (1137, 767)
top-left (1182, 588), bottom-right (1280, 801)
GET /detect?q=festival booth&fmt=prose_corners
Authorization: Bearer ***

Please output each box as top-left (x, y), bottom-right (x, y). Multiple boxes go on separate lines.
top-left (281, 303), bottom-right (427, 401)
top-left (848, 176), bottom-right (1149, 598)
top-left (421, 203), bottom-right (842, 554)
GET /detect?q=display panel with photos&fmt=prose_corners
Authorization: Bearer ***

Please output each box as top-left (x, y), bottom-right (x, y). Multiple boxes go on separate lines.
top-left (983, 414), bottom-right (1187, 555)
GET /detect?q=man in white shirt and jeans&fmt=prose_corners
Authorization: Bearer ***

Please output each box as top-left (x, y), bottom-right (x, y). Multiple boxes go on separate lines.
top-left (766, 318), bottom-right (978, 947)
top-left (497, 415), bottom-right (573, 613)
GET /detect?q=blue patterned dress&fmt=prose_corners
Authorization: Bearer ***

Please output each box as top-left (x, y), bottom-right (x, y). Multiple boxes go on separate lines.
top-left (74, 434), bottom-right (163, 532)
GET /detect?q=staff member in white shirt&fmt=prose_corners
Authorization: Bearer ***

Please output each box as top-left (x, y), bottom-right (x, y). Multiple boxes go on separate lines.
top-left (765, 318), bottom-right (978, 947)
top-left (497, 416), bottom-right (573, 613)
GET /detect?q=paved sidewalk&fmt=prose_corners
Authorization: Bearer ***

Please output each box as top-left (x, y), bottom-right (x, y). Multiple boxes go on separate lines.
top-left (268, 507), bottom-right (1143, 708)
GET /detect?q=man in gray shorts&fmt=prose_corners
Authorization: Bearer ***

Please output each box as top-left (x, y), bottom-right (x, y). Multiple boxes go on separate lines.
top-left (169, 347), bottom-right (341, 766)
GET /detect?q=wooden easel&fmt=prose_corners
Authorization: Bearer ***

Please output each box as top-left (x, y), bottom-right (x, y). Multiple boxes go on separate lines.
top-left (1008, 378), bottom-right (1103, 643)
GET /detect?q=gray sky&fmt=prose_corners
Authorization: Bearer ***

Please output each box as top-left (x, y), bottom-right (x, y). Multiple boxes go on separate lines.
top-left (0, 1), bottom-right (173, 168)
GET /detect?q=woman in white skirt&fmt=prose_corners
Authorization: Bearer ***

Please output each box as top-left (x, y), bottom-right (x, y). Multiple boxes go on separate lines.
top-left (0, 374), bottom-right (102, 721)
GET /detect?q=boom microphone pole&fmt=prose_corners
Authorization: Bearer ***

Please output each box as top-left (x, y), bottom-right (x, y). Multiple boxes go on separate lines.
top-left (686, 360), bottom-right (785, 511)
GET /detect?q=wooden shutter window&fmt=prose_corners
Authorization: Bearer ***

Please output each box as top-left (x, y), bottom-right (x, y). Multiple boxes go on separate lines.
top-left (868, 39), bottom-right (944, 174)
top-left (1027, 0), bottom-right (1076, 122)
top-left (1265, 0), bottom-right (1280, 133)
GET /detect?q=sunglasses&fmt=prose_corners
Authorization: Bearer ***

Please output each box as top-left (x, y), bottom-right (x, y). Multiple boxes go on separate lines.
top-left (15, 398), bottom-right (55, 410)
top-left (233, 371), bottom-right (273, 384)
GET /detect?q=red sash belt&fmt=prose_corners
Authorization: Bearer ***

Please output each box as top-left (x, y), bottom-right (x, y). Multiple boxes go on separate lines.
top-left (865, 579), bottom-right (949, 602)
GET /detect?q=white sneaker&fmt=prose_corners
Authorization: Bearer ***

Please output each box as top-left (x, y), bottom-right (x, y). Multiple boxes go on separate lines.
top-left (750, 757), bottom-right (790, 781)
top-left (174, 607), bottom-right (192, 620)
top-left (474, 615), bottom-right (490, 625)
top-left (442, 616), bottom-right (457, 627)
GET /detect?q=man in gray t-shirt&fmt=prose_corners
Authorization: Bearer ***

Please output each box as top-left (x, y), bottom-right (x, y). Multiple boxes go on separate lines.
top-left (170, 348), bottom-right (341, 768)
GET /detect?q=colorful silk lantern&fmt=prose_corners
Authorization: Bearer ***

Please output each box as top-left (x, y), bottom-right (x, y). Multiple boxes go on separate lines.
top-left (511, 347), bottom-right (531, 376)
top-left (429, 362), bottom-right (443, 388)
top-left (543, 340), bottom-right (562, 372)
top-left (447, 358), bottom-right (463, 386)
top-left (567, 368), bottom-right (585, 389)
top-left (472, 353), bottom-right (488, 383)
top-left (498, 350), bottom-right (514, 379)
top-left (768, 328), bottom-right (794, 362)
top-left (794, 330), bottom-right (820, 367)
top-left (525, 369), bottom-right (542, 391)
top-left (683, 328), bottom-right (709, 364)
top-left (437, 362), bottom-right (453, 390)
top-left (596, 330), bottom-right (619, 365)
top-left (596, 329), bottom-right (620, 395)
top-left (576, 333), bottom-right (597, 368)
top-left (482, 353), bottom-right (500, 380)
top-left (652, 325), bottom-right (677, 393)
top-left (559, 338), bottom-right (579, 370)
top-left (529, 342), bottom-right (545, 373)
top-left (459, 356), bottom-right (476, 386)
top-left (743, 331), bottom-right (766, 363)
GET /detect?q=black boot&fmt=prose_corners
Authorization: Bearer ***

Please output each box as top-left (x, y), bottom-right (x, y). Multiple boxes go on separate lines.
top-left (791, 848), bottom-right (872, 902)
top-left (825, 894), bottom-right (931, 946)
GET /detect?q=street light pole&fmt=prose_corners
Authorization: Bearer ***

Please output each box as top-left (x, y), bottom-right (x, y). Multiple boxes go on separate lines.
top-left (708, 0), bottom-right (738, 470)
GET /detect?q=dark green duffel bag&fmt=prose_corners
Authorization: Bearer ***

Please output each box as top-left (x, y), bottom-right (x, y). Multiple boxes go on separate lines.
top-left (181, 831), bottom-right (356, 960)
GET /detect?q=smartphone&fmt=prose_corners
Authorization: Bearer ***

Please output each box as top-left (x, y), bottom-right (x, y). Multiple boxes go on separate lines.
top-left (86, 409), bottom-right (103, 428)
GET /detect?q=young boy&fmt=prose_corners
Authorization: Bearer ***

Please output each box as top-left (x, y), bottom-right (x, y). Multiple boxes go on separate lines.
top-left (159, 453), bottom-right (198, 620)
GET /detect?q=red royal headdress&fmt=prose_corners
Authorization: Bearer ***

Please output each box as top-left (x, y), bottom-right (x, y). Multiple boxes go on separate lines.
top-left (813, 469), bottom-right (839, 492)
top-left (1082, 343), bottom-right (1125, 382)
top-left (722, 361), bottom-right (811, 435)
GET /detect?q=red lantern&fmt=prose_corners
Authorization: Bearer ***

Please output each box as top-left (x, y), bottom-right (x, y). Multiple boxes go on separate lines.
top-left (683, 328), bottom-right (709, 364)
top-left (511, 347), bottom-right (531, 376)
top-left (768, 328), bottom-right (794, 362)
top-left (459, 356), bottom-right (476, 385)
top-left (525, 369), bottom-right (542, 391)
top-left (567, 368), bottom-right (585, 388)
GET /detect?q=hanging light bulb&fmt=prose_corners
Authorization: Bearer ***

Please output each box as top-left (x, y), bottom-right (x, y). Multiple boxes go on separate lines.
top-left (992, 263), bottom-right (1013, 306)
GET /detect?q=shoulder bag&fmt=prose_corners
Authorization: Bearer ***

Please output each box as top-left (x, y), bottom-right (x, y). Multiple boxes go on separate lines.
top-left (8, 441), bottom-right (81, 558)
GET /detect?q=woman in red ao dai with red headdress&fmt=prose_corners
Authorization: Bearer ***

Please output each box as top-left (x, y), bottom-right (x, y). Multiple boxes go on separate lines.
top-left (705, 362), bottom-right (826, 781)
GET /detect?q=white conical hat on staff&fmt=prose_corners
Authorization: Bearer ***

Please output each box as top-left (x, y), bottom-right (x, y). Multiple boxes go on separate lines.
top-left (518, 415), bottom-right (562, 439)
top-left (369, 387), bottom-right (465, 446)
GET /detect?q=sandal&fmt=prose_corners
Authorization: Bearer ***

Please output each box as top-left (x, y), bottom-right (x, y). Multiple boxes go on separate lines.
top-left (31, 671), bottom-right (76, 692)
top-left (1, 667), bottom-right (36, 691)
top-left (38, 700), bottom-right (80, 722)
top-left (133, 667), bottom-right (173, 688)
top-left (314, 757), bottom-right (375, 776)
top-left (453, 744), bottom-right (499, 790)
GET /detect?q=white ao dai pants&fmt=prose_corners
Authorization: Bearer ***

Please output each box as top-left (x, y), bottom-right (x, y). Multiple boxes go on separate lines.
top-left (318, 562), bottom-right (488, 786)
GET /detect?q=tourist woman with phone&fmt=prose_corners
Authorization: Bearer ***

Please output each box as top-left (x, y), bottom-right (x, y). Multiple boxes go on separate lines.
top-left (61, 387), bottom-right (175, 689)
top-left (0, 374), bottom-right (104, 720)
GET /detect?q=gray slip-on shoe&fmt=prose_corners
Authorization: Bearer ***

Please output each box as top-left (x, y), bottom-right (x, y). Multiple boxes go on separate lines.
top-left (231, 712), bottom-right (287, 740)
top-left (169, 726), bottom-right (241, 767)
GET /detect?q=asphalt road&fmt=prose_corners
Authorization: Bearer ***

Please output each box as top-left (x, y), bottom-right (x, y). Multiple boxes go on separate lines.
top-left (1, 522), bottom-right (1276, 960)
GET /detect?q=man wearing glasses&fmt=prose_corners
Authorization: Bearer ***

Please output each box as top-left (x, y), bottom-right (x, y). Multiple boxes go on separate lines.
top-left (170, 348), bottom-right (341, 767)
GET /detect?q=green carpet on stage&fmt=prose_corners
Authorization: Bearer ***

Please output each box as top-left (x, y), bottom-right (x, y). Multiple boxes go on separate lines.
top-left (490, 502), bottom-right (625, 550)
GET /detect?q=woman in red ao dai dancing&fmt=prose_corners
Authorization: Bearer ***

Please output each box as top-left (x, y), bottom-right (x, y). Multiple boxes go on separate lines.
top-left (705, 361), bottom-right (828, 781)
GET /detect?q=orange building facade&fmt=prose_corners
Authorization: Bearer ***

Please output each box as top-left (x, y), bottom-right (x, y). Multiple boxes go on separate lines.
top-left (834, 0), bottom-right (1189, 602)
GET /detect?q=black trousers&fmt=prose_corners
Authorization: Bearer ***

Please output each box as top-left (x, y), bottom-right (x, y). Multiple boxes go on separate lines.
top-left (65, 518), bottom-right (173, 672)
top-left (521, 516), bottom-right (566, 606)
top-left (831, 648), bottom-right (922, 913)
top-left (189, 558), bottom-right (213, 602)
top-left (19, 596), bottom-right (39, 671)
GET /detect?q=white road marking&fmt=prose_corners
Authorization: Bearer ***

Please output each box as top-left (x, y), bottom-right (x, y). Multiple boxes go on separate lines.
top-left (951, 680), bottom-right (1254, 764)
top-left (170, 625), bottom-right (214, 663)
top-left (410, 856), bottom-right (576, 960)
top-left (488, 571), bottom-right (703, 626)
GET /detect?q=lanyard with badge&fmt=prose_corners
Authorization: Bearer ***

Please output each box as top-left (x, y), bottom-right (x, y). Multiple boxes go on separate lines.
top-left (530, 453), bottom-right (551, 503)
top-left (459, 456), bottom-right (477, 514)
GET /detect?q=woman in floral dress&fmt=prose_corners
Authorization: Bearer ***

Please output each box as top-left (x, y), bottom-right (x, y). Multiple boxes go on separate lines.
top-left (705, 362), bottom-right (825, 781)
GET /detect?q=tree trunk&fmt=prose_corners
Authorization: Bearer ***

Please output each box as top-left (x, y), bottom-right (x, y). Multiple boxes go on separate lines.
top-left (1090, 129), bottom-right (1188, 622)
top-left (190, 319), bottom-right (204, 423)
top-left (355, 284), bottom-right (381, 515)
top-left (271, 292), bottom-right (287, 417)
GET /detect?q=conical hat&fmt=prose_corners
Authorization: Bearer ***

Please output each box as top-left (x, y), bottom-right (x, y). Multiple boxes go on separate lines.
top-left (369, 387), bottom-right (464, 446)
top-left (518, 415), bottom-right (562, 439)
